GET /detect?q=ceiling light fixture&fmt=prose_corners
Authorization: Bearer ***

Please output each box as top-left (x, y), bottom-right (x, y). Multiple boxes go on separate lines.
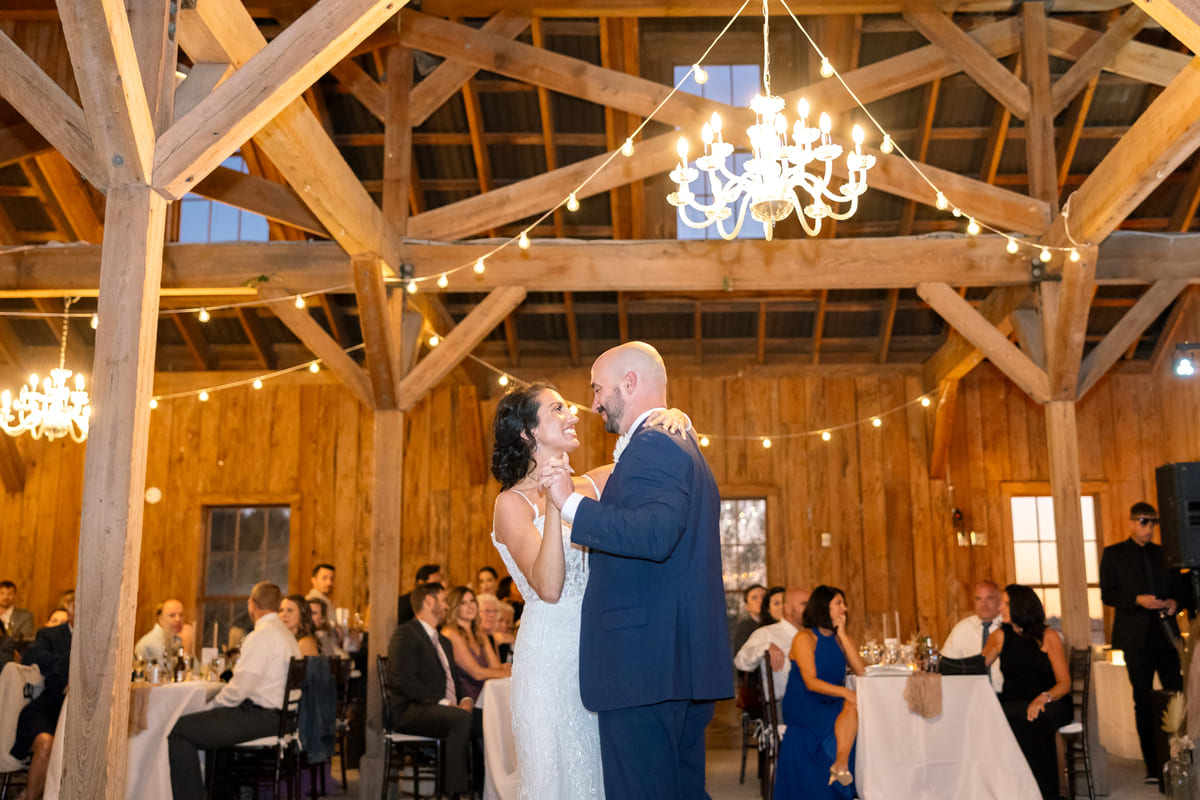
top-left (667, 0), bottom-right (875, 240)
top-left (0, 297), bottom-right (90, 443)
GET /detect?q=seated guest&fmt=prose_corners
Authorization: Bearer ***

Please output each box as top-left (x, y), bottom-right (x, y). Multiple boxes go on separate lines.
top-left (496, 600), bottom-right (516, 662)
top-left (774, 585), bottom-right (865, 799)
top-left (308, 596), bottom-right (346, 658)
top-left (734, 588), bottom-right (809, 712)
top-left (387, 583), bottom-right (483, 798)
top-left (168, 582), bottom-right (301, 800)
top-left (280, 593), bottom-right (319, 657)
top-left (133, 598), bottom-right (194, 663)
top-left (306, 562), bottom-right (335, 611)
top-left (0, 581), bottom-right (34, 643)
top-left (476, 566), bottom-right (499, 596)
top-left (476, 593), bottom-right (512, 663)
top-left (496, 576), bottom-right (524, 623)
top-left (441, 587), bottom-right (510, 701)
top-left (9, 591), bottom-right (73, 800)
top-left (398, 563), bottom-right (443, 625)
top-left (982, 584), bottom-right (1071, 800)
top-left (941, 580), bottom-right (1004, 693)
top-left (731, 584), bottom-right (766, 653)
top-left (760, 585), bottom-right (786, 628)
top-left (44, 610), bottom-right (68, 628)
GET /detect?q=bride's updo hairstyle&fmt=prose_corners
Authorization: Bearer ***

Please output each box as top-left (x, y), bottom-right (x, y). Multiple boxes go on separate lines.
top-left (491, 382), bottom-right (555, 490)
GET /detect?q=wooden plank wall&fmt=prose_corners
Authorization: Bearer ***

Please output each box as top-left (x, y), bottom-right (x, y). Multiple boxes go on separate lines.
top-left (2, 348), bottom-right (1200, 646)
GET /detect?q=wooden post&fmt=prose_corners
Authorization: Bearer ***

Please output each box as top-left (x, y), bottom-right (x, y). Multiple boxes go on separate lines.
top-left (1045, 400), bottom-right (1090, 649)
top-left (361, 407), bottom-right (404, 800)
top-left (62, 182), bottom-right (167, 799)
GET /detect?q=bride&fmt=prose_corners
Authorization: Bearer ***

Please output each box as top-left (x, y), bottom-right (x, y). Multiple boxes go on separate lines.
top-left (490, 382), bottom-right (686, 799)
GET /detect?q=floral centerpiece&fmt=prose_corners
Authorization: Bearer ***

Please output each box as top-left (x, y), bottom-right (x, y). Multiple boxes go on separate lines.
top-left (1162, 692), bottom-right (1197, 798)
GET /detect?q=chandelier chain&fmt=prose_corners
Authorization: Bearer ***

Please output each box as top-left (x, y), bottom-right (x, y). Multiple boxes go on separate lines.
top-left (58, 297), bottom-right (74, 371)
top-left (761, 0), bottom-right (771, 96)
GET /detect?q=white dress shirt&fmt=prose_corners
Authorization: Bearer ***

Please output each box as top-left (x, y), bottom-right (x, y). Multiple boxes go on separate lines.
top-left (133, 623), bottom-right (181, 663)
top-left (941, 613), bottom-right (1004, 693)
top-left (561, 407), bottom-right (663, 524)
top-left (733, 619), bottom-right (799, 700)
top-left (213, 612), bottom-right (302, 710)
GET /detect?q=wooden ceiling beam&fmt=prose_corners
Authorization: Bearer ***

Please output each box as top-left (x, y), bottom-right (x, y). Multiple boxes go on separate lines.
top-left (923, 284), bottom-right (1023, 388)
top-left (397, 286), bottom-right (526, 410)
top-left (878, 288), bottom-right (899, 363)
top-left (34, 151), bottom-right (104, 243)
top-left (1168, 154), bottom-right (1200, 232)
top-left (191, 165), bottom-right (330, 236)
top-left (563, 291), bottom-right (580, 367)
top-left (899, 79), bottom-right (940, 235)
top-left (236, 306), bottom-right (277, 370)
top-left (1046, 18), bottom-right (1190, 88)
top-left (1129, 0), bottom-right (1200, 55)
top-left (1077, 279), bottom-right (1189, 397)
top-left (904, 6), bottom-right (1030, 119)
top-left (0, 30), bottom-right (103, 187)
top-left (172, 313), bottom-right (216, 370)
top-left (329, 57), bottom-right (386, 120)
top-left (1050, 6), bottom-right (1148, 115)
top-left (1040, 247), bottom-right (1098, 399)
top-left (259, 285), bottom-right (374, 406)
top-left (529, 18), bottom-right (565, 238)
top-left (811, 290), bottom-right (828, 365)
top-left (1150, 287), bottom-right (1195, 371)
top-left (155, 0), bottom-right (406, 198)
top-left (503, 314), bottom-right (520, 365)
top-left (1011, 306), bottom-right (1046, 368)
top-left (918, 282), bottom-right (1049, 401)
top-left (1022, 2), bottom-right (1058, 211)
top-left (351, 252), bottom-right (400, 408)
top-left (1055, 75), bottom-right (1097, 192)
top-left (0, 122), bottom-right (52, 169)
top-left (979, 56), bottom-right (1017, 184)
top-left (756, 302), bottom-right (767, 365)
top-left (411, 0), bottom-right (1133, 15)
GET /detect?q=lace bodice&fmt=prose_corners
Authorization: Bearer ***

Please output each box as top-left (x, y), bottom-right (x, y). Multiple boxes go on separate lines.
top-left (491, 490), bottom-right (588, 604)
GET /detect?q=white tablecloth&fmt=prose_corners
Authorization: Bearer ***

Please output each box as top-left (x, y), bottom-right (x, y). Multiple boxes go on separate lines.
top-left (856, 674), bottom-right (1040, 800)
top-left (1093, 660), bottom-right (1146, 760)
top-left (480, 677), bottom-right (518, 800)
top-left (44, 680), bottom-right (222, 800)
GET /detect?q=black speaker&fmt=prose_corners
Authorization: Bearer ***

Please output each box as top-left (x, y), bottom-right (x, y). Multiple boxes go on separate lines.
top-left (1156, 462), bottom-right (1200, 568)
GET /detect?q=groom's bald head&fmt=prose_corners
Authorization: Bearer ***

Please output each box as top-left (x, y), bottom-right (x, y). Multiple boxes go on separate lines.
top-left (590, 342), bottom-right (668, 435)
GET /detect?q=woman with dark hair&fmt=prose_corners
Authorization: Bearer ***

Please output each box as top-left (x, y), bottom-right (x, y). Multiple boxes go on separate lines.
top-left (760, 585), bottom-right (786, 627)
top-left (774, 585), bottom-right (865, 799)
top-left (279, 593), bottom-right (319, 657)
top-left (982, 583), bottom-right (1071, 800)
top-left (441, 585), bottom-right (510, 701)
top-left (490, 381), bottom-right (688, 798)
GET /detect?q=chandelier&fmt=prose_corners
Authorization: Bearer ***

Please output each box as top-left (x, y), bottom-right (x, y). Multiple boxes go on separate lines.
top-left (667, 0), bottom-right (876, 240)
top-left (0, 298), bottom-right (90, 443)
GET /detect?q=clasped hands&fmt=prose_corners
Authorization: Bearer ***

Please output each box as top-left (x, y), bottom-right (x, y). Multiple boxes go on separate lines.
top-left (1136, 594), bottom-right (1177, 615)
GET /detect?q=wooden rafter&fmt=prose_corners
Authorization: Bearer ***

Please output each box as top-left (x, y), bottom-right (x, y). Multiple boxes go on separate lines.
top-left (1022, 2), bottom-right (1057, 210)
top-left (1050, 6), bottom-right (1148, 115)
top-left (1055, 76), bottom-right (1097, 193)
top-left (878, 289), bottom-right (899, 363)
top-left (34, 151), bottom-right (104, 243)
top-left (236, 306), bottom-right (277, 370)
top-left (1130, 0), bottom-right (1200, 55)
top-left (1011, 307), bottom-right (1046, 368)
top-left (1077, 279), bottom-right (1189, 397)
top-left (191, 166), bottom-right (329, 236)
top-left (1151, 288), bottom-right (1196, 371)
top-left (1169, 154), bottom-right (1200, 232)
top-left (352, 253), bottom-right (400, 408)
top-left (811, 290), bottom-right (828, 364)
top-left (172, 313), bottom-right (216, 370)
top-left (899, 79), bottom-right (940, 235)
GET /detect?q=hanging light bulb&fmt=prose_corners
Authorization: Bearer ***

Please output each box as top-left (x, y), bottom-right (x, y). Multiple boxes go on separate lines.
top-left (1006, 238), bottom-right (1019, 254)
top-left (1176, 356), bottom-right (1196, 377)
top-left (935, 192), bottom-right (948, 210)
top-left (309, 362), bottom-right (320, 373)
top-left (428, 335), bottom-right (440, 347)
top-left (699, 435), bottom-right (710, 447)
top-left (498, 374), bottom-right (509, 387)
top-left (568, 405), bottom-right (577, 415)
top-left (920, 396), bottom-right (932, 407)
top-left (90, 314), bottom-right (98, 329)
top-left (872, 417), bottom-right (882, 428)
top-left (407, 280), bottom-right (418, 294)
top-left (693, 63), bottom-right (708, 84)
top-left (474, 258), bottom-right (486, 274)
top-left (294, 295), bottom-right (306, 309)
top-left (566, 193), bottom-right (580, 212)
top-left (1069, 248), bottom-right (1081, 263)
top-left (198, 308), bottom-right (211, 323)
top-left (437, 273), bottom-right (449, 289)
top-left (819, 57), bottom-right (834, 78)
top-left (762, 438), bottom-right (772, 449)
top-left (1040, 247), bottom-right (1052, 263)
top-left (951, 207), bottom-right (962, 218)
top-left (967, 218), bottom-right (981, 235)
top-left (621, 138), bottom-right (634, 157)
top-left (198, 391), bottom-right (209, 402)
top-left (821, 431), bottom-right (832, 442)
top-left (880, 134), bottom-right (893, 154)
top-left (518, 232), bottom-right (531, 250)
top-left (252, 378), bottom-right (263, 390)
top-left (149, 398), bottom-right (158, 410)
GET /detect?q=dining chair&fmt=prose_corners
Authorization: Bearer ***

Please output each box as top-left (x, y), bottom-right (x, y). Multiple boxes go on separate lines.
top-left (738, 662), bottom-right (766, 784)
top-left (330, 654), bottom-right (354, 790)
top-left (1058, 647), bottom-right (1096, 800)
top-left (0, 762), bottom-right (27, 800)
top-left (376, 655), bottom-right (445, 800)
top-left (206, 656), bottom-right (307, 800)
top-left (758, 655), bottom-right (783, 800)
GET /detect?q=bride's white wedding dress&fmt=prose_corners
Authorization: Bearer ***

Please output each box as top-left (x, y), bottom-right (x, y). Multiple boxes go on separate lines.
top-left (491, 488), bottom-right (605, 800)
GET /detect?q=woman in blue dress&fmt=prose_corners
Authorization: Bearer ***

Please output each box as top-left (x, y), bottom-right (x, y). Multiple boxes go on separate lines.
top-left (774, 584), bottom-right (866, 799)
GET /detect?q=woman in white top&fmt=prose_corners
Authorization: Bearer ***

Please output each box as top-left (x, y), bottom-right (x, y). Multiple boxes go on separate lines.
top-left (489, 382), bottom-right (687, 799)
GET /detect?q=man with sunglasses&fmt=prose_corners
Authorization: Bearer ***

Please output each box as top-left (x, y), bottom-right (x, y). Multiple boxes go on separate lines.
top-left (1100, 501), bottom-right (1187, 785)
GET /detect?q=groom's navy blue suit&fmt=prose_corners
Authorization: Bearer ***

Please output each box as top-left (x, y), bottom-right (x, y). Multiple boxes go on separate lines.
top-left (570, 416), bottom-right (733, 799)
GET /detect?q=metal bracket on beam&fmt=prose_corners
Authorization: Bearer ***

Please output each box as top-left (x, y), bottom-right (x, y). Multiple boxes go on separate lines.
top-left (1029, 260), bottom-right (1062, 284)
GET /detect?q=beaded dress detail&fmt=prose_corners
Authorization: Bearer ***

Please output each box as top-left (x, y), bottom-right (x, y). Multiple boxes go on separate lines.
top-left (491, 485), bottom-right (603, 799)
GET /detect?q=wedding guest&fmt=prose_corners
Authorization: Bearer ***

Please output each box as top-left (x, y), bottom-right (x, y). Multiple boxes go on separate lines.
top-left (476, 566), bottom-right (499, 596)
top-left (496, 601), bottom-right (516, 662)
top-left (476, 593), bottom-right (512, 662)
top-left (982, 584), bottom-right (1071, 800)
top-left (398, 563), bottom-right (443, 625)
top-left (9, 591), bottom-right (72, 800)
top-left (306, 562), bottom-right (336, 611)
top-left (134, 598), bottom-right (194, 663)
top-left (734, 588), bottom-right (809, 709)
top-left (496, 576), bottom-right (524, 623)
top-left (168, 582), bottom-right (301, 800)
top-left (44, 609), bottom-right (68, 628)
top-left (941, 580), bottom-right (1004, 692)
top-left (761, 585), bottom-right (786, 626)
top-left (0, 581), bottom-right (34, 643)
top-left (308, 596), bottom-right (346, 658)
top-left (280, 593), bottom-right (320, 657)
top-left (731, 584), bottom-right (766, 653)
top-left (441, 586), bottom-right (510, 701)
top-left (387, 583), bottom-right (483, 797)
top-left (774, 585), bottom-right (865, 799)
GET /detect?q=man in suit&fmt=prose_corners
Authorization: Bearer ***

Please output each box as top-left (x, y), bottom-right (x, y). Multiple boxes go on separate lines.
top-left (0, 580), bottom-right (35, 643)
top-left (1100, 501), bottom-right (1188, 784)
top-left (548, 341), bottom-right (734, 800)
top-left (387, 582), bottom-right (482, 798)
top-left (10, 590), bottom-right (73, 800)
top-left (396, 563), bottom-right (443, 625)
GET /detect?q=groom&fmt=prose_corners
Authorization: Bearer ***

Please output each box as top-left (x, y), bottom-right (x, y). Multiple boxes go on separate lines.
top-left (548, 341), bottom-right (733, 799)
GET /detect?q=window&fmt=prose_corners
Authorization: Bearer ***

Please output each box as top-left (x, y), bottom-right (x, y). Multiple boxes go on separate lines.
top-left (672, 64), bottom-right (766, 240)
top-left (202, 505), bottom-right (290, 646)
top-left (1010, 495), bottom-right (1103, 642)
top-left (720, 498), bottom-right (767, 626)
top-left (178, 155), bottom-right (270, 243)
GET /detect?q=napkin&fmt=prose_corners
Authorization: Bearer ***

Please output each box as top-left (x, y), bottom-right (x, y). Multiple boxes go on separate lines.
top-left (128, 682), bottom-right (152, 736)
top-left (903, 672), bottom-right (942, 719)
